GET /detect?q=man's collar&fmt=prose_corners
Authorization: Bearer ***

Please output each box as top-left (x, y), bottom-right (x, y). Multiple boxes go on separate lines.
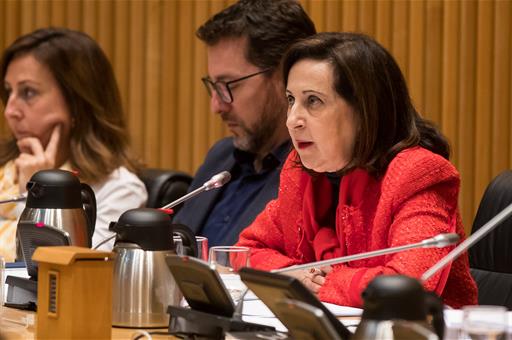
top-left (233, 140), bottom-right (292, 171)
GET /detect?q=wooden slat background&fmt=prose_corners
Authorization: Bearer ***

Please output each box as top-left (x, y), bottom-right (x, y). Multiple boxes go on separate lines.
top-left (1, 0), bottom-right (511, 234)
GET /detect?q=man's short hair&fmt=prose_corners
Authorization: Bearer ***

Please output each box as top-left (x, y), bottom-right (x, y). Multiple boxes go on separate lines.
top-left (196, 0), bottom-right (316, 70)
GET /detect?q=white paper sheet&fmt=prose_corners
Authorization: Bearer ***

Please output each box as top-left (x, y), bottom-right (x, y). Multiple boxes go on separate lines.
top-left (240, 294), bottom-right (362, 332)
top-left (444, 309), bottom-right (512, 331)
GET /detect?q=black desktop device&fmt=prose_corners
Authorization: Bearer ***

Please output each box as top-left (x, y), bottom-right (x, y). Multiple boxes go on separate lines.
top-left (239, 267), bottom-right (352, 340)
top-left (164, 255), bottom-right (275, 339)
top-left (4, 222), bottom-right (71, 311)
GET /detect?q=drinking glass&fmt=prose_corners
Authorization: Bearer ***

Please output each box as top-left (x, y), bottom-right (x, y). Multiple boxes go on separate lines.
top-left (208, 246), bottom-right (250, 303)
top-left (462, 305), bottom-right (507, 340)
top-left (0, 256), bottom-right (4, 314)
top-left (173, 235), bottom-right (208, 261)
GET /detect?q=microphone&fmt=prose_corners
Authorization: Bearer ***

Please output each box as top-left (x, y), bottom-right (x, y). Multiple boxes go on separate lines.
top-left (93, 171), bottom-right (231, 249)
top-left (273, 233), bottom-right (460, 274)
top-left (421, 202), bottom-right (512, 282)
top-left (161, 171), bottom-right (231, 210)
top-left (204, 171), bottom-right (231, 190)
top-left (0, 192), bottom-right (27, 204)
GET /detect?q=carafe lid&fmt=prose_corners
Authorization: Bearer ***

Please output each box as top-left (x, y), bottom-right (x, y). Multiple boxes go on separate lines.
top-left (26, 169), bottom-right (83, 209)
top-left (360, 275), bottom-right (427, 321)
top-left (110, 208), bottom-right (175, 251)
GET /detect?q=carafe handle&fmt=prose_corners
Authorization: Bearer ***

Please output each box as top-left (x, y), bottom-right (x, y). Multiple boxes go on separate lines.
top-left (425, 291), bottom-right (445, 339)
top-left (81, 183), bottom-right (97, 247)
top-left (172, 224), bottom-right (197, 257)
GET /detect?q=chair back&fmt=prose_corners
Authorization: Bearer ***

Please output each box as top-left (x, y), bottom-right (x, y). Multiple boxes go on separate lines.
top-left (469, 170), bottom-right (512, 272)
top-left (469, 170), bottom-right (512, 308)
top-left (470, 268), bottom-right (512, 308)
top-left (139, 168), bottom-right (193, 210)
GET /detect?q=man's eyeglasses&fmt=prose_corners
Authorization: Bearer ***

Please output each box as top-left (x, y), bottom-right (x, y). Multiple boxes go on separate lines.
top-left (201, 69), bottom-right (271, 104)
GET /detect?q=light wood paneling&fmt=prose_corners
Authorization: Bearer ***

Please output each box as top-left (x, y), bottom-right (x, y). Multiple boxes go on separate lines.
top-left (408, 0), bottom-right (425, 111)
top-left (457, 0), bottom-right (478, 233)
top-left (1, 0), bottom-right (511, 234)
top-left (474, 0), bottom-right (494, 217)
top-left (492, 0), bottom-right (511, 174)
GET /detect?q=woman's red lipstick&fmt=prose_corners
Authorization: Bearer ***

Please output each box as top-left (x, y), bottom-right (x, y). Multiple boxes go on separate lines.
top-left (297, 141), bottom-right (313, 149)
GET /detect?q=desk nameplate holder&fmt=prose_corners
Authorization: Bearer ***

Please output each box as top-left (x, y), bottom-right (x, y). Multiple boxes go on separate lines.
top-left (33, 246), bottom-right (113, 339)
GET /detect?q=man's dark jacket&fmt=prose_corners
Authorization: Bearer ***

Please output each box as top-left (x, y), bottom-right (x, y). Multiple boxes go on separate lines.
top-left (173, 137), bottom-right (288, 246)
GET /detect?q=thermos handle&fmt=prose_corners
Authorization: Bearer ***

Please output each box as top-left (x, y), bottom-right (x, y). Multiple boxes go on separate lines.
top-left (26, 181), bottom-right (44, 198)
top-left (81, 183), bottom-right (97, 247)
top-left (425, 291), bottom-right (445, 339)
top-left (172, 224), bottom-right (198, 257)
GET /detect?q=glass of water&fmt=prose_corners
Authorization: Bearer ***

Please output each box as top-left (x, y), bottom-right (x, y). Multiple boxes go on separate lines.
top-left (208, 246), bottom-right (250, 304)
top-left (462, 305), bottom-right (507, 340)
top-left (0, 256), bottom-right (4, 313)
top-left (173, 235), bottom-right (208, 261)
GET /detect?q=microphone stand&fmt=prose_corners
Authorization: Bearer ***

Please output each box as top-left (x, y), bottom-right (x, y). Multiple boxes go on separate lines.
top-left (161, 186), bottom-right (209, 210)
top-left (161, 171), bottom-right (231, 210)
top-left (0, 193), bottom-right (27, 204)
top-left (421, 202), bottom-right (512, 282)
top-left (274, 233), bottom-right (459, 274)
top-left (92, 171), bottom-right (232, 250)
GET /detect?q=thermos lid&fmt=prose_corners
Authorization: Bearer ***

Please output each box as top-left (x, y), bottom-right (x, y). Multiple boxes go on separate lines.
top-left (360, 275), bottom-right (427, 321)
top-left (26, 169), bottom-right (83, 209)
top-left (110, 208), bottom-right (175, 251)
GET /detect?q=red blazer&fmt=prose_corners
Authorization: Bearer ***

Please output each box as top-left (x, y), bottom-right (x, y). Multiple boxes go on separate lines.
top-left (237, 147), bottom-right (477, 308)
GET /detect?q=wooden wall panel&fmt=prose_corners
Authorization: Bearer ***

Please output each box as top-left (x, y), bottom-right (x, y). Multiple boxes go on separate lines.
top-left (375, 0), bottom-right (392, 49)
top-left (441, 0), bottom-right (460, 164)
top-left (127, 0), bottom-right (145, 160)
top-left (176, 0), bottom-right (194, 171)
top-left (457, 0), bottom-right (477, 234)
top-left (492, 0), bottom-right (511, 174)
top-left (391, 1), bottom-right (409, 78)
top-left (474, 1), bottom-right (494, 215)
top-left (342, 1), bottom-right (358, 32)
top-left (1, 0), bottom-right (511, 234)
top-left (408, 0), bottom-right (425, 111)
top-left (144, 0), bottom-right (161, 166)
top-left (160, 0), bottom-right (178, 168)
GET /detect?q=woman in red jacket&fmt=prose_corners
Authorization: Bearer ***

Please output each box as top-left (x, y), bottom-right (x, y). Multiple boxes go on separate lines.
top-left (237, 32), bottom-right (477, 308)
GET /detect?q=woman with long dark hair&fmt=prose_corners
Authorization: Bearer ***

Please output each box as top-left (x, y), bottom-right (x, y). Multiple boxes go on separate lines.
top-left (238, 32), bottom-right (477, 308)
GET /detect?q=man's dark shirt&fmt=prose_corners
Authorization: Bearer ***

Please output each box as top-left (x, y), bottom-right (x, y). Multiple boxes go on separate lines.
top-left (173, 138), bottom-right (291, 246)
top-left (200, 142), bottom-right (290, 246)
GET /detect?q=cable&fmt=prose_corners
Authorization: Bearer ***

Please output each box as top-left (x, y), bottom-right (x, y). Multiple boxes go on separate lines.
top-left (131, 330), bottom-right (205, 340)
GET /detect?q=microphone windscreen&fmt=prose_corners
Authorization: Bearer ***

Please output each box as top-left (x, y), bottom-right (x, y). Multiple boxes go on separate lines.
top-left (205, 171), bottom-right (231, 190)
top-left (432, 233), bottom-right (460, 247)
top-left (213, 171), bottom-right (231, 186)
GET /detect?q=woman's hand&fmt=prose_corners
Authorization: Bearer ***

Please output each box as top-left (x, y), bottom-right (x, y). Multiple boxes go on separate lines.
top-left (284, 266), bottom-right (332, 294)
top-left (14, 125), bottom-right (61, 193)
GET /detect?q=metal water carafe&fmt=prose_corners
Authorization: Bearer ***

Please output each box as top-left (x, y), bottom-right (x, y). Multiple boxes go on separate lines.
top-left (110, 208), bottom-right (197, 328)
top-left (353, 275), bottom-right (445, 340)
top-left (18, 169), bottom-right (97, 247)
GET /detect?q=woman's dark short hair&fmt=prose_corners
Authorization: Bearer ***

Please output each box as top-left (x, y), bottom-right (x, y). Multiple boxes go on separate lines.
top-left (0, 27), bottom-right (139, 183)
top-left (196, 0), bottom-right (316, 71)
top-left (283, 32), bottom-right (450, 176)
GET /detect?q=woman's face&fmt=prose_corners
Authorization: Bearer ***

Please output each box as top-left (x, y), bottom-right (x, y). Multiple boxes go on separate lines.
top-left (3, 54), bottom-right (72, 149)
top-left (286, 59), bottom-right (357, 173)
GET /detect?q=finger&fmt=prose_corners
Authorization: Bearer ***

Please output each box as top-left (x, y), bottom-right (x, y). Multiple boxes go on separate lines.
top-left (14, 153), bottom-right (34, 164)
top-left (300, 275), bottom-right (322, 293)
top-left (320, 265), bottom-right (333, 274)
top-left (308, 267), bottom-right (324, 277)
top-left (312, 275), bottom-right (326, 286)
top-left (17, 137), bottom-right (45, 156)
top-left (44, 124), bottom-right (61, 160)
top-left (308, 280), bottom-right (322, 293)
